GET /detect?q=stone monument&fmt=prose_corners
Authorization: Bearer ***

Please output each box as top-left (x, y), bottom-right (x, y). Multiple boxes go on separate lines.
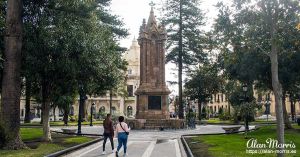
top-left (127, 4), bottom-right (184, 129)
top-left (135, 5), bottom-right (170, 119)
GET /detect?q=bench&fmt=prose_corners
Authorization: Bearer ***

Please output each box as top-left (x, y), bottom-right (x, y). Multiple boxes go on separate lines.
top-left (61, 128), bottom-right (77, 134)
top-left (222, 126), bottom-right (241, 134)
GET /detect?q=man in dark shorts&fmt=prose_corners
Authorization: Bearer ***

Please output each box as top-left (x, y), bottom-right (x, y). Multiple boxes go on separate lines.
top-left (102, 114), bottom-right (114, 154)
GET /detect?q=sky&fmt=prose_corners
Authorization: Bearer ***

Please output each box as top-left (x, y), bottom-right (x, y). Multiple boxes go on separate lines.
top-left (110, 0), bottom-right (222, 96)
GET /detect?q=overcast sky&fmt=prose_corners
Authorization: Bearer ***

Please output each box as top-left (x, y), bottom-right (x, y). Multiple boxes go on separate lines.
top-left (110, 0), bottom-right (222, 95)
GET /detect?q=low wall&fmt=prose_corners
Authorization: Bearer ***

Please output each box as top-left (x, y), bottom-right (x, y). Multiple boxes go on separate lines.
top-left (126, 118), bottom-right (185, 130)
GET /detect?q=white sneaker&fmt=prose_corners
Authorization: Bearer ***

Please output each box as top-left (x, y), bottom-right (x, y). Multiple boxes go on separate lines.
top-left (124, 153), bottom-right (128, 157)
top-left (102, 151), bottom-right (106, 155)
top-left (112, 150), bottom-right (115, 153)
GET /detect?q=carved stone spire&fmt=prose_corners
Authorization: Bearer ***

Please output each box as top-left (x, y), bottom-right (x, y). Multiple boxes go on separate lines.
top-left (146, 6), bottom-right (157, 31)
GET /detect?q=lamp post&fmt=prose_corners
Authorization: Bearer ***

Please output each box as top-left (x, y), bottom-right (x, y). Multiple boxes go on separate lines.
top-left (90, 103), bottom-right (95, 126)
top-left (78, 83), bottom-right (87, 135)
top-left (242, 84), bottom-right (249, 132)
top-left (265, 99), bottom-right (271, 123)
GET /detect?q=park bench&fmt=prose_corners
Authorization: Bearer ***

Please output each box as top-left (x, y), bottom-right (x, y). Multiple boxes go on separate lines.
top-left (61, 128), bottom-right (77, 134)
top-left (222, 126), bottom-right (241, 134)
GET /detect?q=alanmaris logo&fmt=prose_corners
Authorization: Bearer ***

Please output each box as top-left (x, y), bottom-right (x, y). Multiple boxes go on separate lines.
top-left (247, 138), bottom-right (296, 149)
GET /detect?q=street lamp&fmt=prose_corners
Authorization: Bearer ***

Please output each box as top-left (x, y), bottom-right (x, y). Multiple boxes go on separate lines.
top-left (90, 103), bottom-right (95, 126)
top-left (242, 84), bottom-right (249, 132)
top-left (78, 83), bottom-right (87, 135)
top-left (264, 99), bottom-right (271, 123)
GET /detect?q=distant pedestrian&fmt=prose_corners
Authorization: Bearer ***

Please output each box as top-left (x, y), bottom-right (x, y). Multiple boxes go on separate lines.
top-left (102, 114), bottom-right (114, 154)
top-left (115, 116), bottom-right (130, 157)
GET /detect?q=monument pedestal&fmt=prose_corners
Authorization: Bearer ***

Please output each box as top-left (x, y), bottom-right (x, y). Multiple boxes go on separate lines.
top-left (126, 118), bottom-right (185, 130)
top-left (135, 84), bottom-right (170, 119)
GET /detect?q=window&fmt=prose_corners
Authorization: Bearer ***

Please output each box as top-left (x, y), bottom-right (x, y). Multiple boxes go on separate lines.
top-left (128, 69), bottom-right (132, 75)
top-left (127, 106), bottom-right (133, 117)
top-left (111, 106), bottom-right (117, 115)
top-left (21, 109), bottom-right (24, 117)
top-left (99, 106), bottom-right (105, 113)
top-left (214, 94), bottom-right (216, 102)
top-left (221, 94), bottom-right (224, 102)
top-left (59, 109), bottom-right (64, 116)
top-left (127, 85), bottom-right (134, 97)
top-left (217, 94), bottom-right (220, 102)
top-left (70, 106), bottom-right (74, 116)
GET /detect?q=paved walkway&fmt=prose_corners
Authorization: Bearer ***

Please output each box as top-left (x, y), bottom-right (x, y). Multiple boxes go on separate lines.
top-left (54, 125), bottom-right (255, 157)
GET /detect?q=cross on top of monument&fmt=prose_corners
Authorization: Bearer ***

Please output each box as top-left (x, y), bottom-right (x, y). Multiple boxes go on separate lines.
top-left (149, 1), bottom-right (155, 8)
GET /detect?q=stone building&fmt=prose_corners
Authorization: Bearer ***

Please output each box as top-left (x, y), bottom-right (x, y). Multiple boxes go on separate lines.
top-left (71, 38), bottom-right (140, 119)
top-left (207, 92), bottom-right (300, 118)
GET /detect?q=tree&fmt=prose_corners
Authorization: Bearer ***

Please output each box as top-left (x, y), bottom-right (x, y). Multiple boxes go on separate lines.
top-left (162, 0), bottom-right (207, 119)
top-left (22, 0), bottom-right (128, 141)
top-left (0, 0), bottom-right (26, 149)
top-left (184, 63), bottom-right (222, 120)
top-left (214, 1), bottom-right (300, 155)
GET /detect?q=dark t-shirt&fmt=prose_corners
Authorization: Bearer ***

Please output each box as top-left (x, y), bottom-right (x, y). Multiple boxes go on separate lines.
top-left (103, 118), bottom-right (114, 135)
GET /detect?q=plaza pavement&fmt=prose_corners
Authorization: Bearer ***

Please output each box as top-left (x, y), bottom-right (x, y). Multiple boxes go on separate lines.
top-left (52, 125), bottom-right (255, 157)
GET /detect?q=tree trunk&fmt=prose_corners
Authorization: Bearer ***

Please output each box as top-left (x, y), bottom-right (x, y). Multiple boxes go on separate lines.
top-left (270, 41), bottom-right (284, 157)
top-left (198, 102), bottom-right (202, 121)
top-left (110, 90), bottom-right (112, 114)
top-left (41, 80), bottom-right (51, 142)
top-left (63, 110), bottom-right (69, 126)
top-left (0, 0), bottom-right (26, 149)
top-left (290, 99), bottom-right (295, 122)
top-left (40, 108), bottom-right (43, 124)
top-left (282, 92), bottom-right (292, 129)
top-left (178, 0), bottom-right (184, 119)
top-left (24, 80), bottom-right (31, 123)
top-left (53, 106), bottom-right (56, 122)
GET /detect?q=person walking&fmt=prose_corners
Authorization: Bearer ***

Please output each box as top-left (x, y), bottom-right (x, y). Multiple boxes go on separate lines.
top-left (115, 116), bottom-right (129, 157)
top-left (102, 114), bottom-right (114, 154)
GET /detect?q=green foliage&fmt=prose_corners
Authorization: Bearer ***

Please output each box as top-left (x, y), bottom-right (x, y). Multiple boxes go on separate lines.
top-left (20, 128), bottom-right (43, 141)
top-left (0, 143), bottom-right (64, 157)
top-left (189, 126), bottom-right (300, 157)
top-left (98, 112), bottom-right (106, 120)
top-left (240, 102), bottom-right (257, 122)
top-left (186, 111), bottom-right (196, 120)
top-left (184, 63), bottom-right (222, 102)
top-left (162, 0), bottom-right (207, 67)
top-left (219, 111), bottom-right (231, 121)
top-left (63, 136), bottom-right (91, 144)
top-left (69, 115), bottom-right (77, 122)
top-left (214, 0), bottom-right (300, 98)
top-left (218, 107), bottom-right (224, 115)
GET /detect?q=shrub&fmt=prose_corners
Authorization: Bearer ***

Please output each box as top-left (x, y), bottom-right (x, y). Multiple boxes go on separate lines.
top-left (219, 111), bottom-right (231, 121)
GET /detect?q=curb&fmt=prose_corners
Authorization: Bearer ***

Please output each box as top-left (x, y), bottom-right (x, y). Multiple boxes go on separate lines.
top-left (51, 130), bottom-right (103, 137)
top-left (180, 136), bottom-right (194, 157)
top-left (44, 138), bottom-right (103, 157)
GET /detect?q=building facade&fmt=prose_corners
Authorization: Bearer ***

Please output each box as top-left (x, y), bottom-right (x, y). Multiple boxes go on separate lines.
top-left (207, 92), bottom-right (300, 118)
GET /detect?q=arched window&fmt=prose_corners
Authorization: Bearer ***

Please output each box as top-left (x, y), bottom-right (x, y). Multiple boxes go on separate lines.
top-left (127, 106), bottom-right (133, 117)
top-left (70, 105), bottom-right (74, 116)
top-left (99, 106), bottom-right (105, 113)
top-left (111, 106), bottom-right (117, 115)
top-left (128, 69), bottom-right (132, 75)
